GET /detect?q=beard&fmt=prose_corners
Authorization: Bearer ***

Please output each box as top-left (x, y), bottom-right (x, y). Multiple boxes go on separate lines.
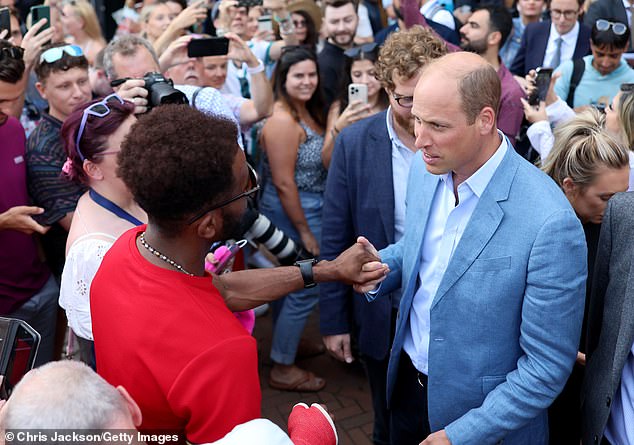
top-left (219, 206), bottom-right (250, 241)
top-left (328, 30), bottom-right (355, 47)
top-left (460, 36), bottom-right (488, 55)
top-left (392, 109), bottom-right (415, 137)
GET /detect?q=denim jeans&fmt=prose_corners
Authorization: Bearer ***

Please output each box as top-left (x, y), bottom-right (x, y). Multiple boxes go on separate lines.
top-left (10, 275), bottom-right (59, 367)
top-left (259, 185), bottom-right (323, 365)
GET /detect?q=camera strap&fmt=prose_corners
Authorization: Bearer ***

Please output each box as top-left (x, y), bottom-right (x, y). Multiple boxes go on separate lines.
top-left (89, 189), bottom-right (144, 226)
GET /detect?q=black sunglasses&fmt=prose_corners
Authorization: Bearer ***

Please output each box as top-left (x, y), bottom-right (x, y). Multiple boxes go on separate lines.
top-left (187, 163), bottom-right (260, 224)
top-left (344, 42), bottom-right (379, 59)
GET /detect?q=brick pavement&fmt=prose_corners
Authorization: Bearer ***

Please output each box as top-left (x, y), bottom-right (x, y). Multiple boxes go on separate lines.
top-left (253, 307), bottom-right (375, 445)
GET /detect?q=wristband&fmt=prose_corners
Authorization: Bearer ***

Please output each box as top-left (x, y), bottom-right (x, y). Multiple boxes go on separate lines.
top-left (294, 258), bottom-right (317, 288)
top-left (246, 59), bottom-right (265, 74)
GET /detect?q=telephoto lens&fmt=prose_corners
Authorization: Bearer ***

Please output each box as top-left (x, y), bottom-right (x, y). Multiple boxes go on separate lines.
top-left (241, 207), bottom-right (312, 265)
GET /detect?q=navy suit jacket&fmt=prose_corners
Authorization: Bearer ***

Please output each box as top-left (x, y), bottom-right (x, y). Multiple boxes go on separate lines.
top-left (510, 21), bottom-right (592, 76)
top-left (319, 111), bottom-right (397, 360)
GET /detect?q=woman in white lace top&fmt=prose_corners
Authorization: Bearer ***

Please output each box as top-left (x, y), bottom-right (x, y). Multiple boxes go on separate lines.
top-left (59, 95), bottom-right (146, 368)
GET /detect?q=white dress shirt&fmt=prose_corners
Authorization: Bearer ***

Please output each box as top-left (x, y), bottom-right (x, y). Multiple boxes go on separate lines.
top-left (543, 21), bottom-right (580, 68)
top-left (403, 133), bottom-right (508, 374)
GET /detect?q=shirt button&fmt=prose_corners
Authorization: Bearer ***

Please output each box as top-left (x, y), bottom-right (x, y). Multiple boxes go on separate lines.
top-left (594, 435), bottom-right (599, 444)
top-left (606, 396), bottom-right (612, 407)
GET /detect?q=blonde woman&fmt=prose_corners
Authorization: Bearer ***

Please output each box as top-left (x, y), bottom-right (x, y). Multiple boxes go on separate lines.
top-left (541, 108), bottom-right (630, 444)
top-left (60, 0), bottom-right (106, 65)
top-left (139, 3), bottom-right (173, 45)
top-left (605, 83), bottom-right (634, 189)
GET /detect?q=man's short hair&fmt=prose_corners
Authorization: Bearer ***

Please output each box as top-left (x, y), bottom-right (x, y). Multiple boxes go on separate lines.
top-left (457, 63), bottom-right (501, 124)
top-left (117, 105), bottom-right (240, 235)
top-left (591, 18), bottom-right (631, 50)
top-left (2, 361), bottom-right (130, 429)
top-left (34, 42), bottom-right (89, 84)
top-left (0, 39), bottom-right (25, 84)
top-left (375, 26), bottom-right (447, 91)
top-left (102, 35), bottom-right (160, 80)
top-left (322, 0), bottom-right (358, 14)
top-left (475, 4), bottom-right (513, 49)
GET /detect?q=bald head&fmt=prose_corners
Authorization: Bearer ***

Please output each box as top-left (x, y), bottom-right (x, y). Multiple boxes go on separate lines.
top-left (417, 52), bottom-right (500, 125)
top-left (0, 361), bottom-right (141, 430)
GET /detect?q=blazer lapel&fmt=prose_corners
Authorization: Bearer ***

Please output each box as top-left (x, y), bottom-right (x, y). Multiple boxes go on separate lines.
top-left (369, 113), bottom-right (397, 244)
top-left (431, 147), bottom-right (518, 310)
top-left (403, 162), bottom-right (441, 296)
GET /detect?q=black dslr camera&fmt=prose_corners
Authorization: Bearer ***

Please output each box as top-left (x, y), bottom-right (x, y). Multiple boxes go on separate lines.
top-left (143, 72), bottom-right (188, 110)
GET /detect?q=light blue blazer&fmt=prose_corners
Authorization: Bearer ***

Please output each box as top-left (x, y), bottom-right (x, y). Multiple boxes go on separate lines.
top-left (373, 144), bottom-right (587, 445)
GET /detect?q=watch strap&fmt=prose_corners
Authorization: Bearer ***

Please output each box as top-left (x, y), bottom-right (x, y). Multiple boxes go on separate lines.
top-left (295, 259), bottom-right (317, 288)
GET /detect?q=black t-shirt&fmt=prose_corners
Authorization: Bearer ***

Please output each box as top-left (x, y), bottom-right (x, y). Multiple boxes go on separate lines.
top-left (318, 41), bottom-right (346, 109)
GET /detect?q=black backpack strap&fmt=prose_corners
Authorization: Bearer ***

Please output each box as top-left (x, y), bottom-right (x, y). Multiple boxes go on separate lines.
top-left (566, 58), bottom-right (585, 108)
top-left (191, 86), bottom-right (205, 110)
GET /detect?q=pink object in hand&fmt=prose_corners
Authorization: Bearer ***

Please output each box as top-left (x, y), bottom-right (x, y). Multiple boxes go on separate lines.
top-left (288, 403), bottom-right (338, 445)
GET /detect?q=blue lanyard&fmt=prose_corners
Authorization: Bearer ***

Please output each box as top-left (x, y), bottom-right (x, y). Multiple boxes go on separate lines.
top-left (89, 189), bottom-right (144, 227)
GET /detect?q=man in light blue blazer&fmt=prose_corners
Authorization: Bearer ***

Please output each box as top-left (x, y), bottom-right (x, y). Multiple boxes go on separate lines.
top-left (356, 52), bottom-right (587, 445)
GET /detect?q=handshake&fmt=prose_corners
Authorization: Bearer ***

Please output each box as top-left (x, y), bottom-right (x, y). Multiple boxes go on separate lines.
top-left (325, 236), bottom-right (388, 294)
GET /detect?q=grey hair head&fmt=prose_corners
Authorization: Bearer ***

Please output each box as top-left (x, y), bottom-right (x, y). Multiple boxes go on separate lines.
top-left (2, 361), bottom-right (129, 429)
top-left (102, 35), bottom-right (160, 80)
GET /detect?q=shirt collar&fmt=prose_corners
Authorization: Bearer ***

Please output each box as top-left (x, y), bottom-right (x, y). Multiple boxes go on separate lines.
top-left (420, 0), bottom-right (440, 15)
top-left (440, 131), bottom-right (508, 198)
top-left (386, 106), bottom-right (409, 151)
top-left (549, 20), bottom-right (579, 42)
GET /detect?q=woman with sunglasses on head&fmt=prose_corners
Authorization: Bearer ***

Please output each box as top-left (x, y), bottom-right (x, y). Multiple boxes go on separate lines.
top-left (58, 95), bottom-right (145, 369)
top-left (59, 0), bottom-right (106, 65)
top-left (541, 108), bottom-right (630, 444)
top-left (259, 46), bottom-right (328, 392)
top-left (321, 42), bottom-right (389, 168)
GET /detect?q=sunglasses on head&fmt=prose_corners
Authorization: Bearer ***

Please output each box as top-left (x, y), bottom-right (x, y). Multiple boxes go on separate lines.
top-left (39, 44), bottom-right (83, 64)
top-left (595, 19), bottom-right (628, 35)
top-left (75, 94), bottom-right (126, 162)
top-left (621, 83), bottom-right (634, 92)
top-left (0, 46), bottom-right (24, 62)
top-left (344, 42), bottom-right (379, 59)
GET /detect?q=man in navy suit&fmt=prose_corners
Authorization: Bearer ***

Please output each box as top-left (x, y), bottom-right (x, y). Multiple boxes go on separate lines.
top-left (511, 0), bottom-right (591, 75)
top-left (320, 27), bottom-right (447, 445)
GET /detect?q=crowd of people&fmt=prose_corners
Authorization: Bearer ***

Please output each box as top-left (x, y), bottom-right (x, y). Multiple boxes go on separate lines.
top-left (2, 0), bottom-right (634, 443)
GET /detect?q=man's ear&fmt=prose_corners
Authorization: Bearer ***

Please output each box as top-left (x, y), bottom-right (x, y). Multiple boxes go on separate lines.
top-left (116, 386), bottom-right (142, 427)
top-left (476, 106), bottom-right (496, 134)
top-left (196, 211), bottom-right (219, 240)
top-left (488, 30), bottom-right (502, 47)
top-left (35, 81), bottom-right (47, 100)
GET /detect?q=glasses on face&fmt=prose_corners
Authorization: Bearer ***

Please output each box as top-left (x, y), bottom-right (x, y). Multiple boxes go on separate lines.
top-left (596, 19), bottom-right (628, 35)
top-left (75, 94), bottom-right (125, 162)
top-left (0, 46), bottom-right (24, 62)
top-left (187, 163), bottom-right (260, 225)
top-left (39, 44), bottom-right (83, 64)
top-left (392, 92), bottom-right (414, 108)
top-left (550, 8), bottom-right (578, 19)
top-left (344, 42), bottom-right (379, 59)
top-left (293, 19), bottom-right (306, 28)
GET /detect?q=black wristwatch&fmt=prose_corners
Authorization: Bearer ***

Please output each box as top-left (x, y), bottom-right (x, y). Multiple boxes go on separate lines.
top-left (294, 258), bottom-right (318, 288)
